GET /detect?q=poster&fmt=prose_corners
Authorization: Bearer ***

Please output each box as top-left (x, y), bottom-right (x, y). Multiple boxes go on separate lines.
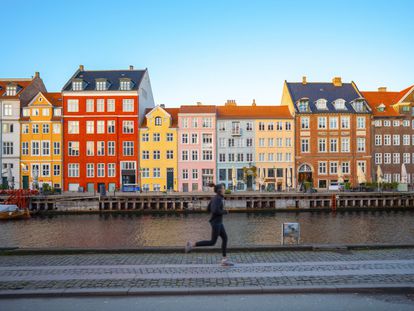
top-left (282, 222), bottom-right (300, 245)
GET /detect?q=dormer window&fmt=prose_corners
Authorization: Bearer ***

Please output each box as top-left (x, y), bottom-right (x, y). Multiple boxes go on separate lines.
top-left (298, 99), bottom-right (309, 112)
top-left (6, 85), bottom-right (17, 96)
top-left (377, 104), bottom-right (385, 112)
top-left (72, 80), bottom-right (83, 91)
top-left (120, 79), bottom-right (132, 91)
top-left (315, 99), bottom-right (327, 110)
top-left (96, 79), bottom-right (108, 91)
top-left (353, 99), bottom-right (366, 112)
top-left (155, 116), bottom-right (162, 126)
top-left (334, 99), bottom-right (346, 110)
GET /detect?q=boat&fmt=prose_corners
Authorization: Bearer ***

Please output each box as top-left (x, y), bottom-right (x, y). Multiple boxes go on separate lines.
top-left (0, 205), bottom-right (30, 220)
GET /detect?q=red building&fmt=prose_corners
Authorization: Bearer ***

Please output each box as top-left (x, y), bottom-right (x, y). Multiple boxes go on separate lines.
top-left (62, 65), bottom-right (154, 192)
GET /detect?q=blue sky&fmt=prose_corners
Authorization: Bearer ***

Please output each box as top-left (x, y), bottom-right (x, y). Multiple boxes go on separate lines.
top-left (1, 0), bottom-right (413, 107)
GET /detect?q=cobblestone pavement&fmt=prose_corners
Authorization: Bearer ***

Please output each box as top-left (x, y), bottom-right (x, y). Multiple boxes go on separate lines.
top-left (0, 249), bottom-right (413, 295)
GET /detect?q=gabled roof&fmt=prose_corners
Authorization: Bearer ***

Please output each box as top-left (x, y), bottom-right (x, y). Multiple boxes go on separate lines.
top-left (179, 105), bottom-right (217, 114)
top-left (62, 68), bottom-right (147, 92)
top-left (0, 79), bottom-right (33, 99)
top-left (141, 107), bottom-right (179, 127)
top-left (217, 105), bottom-right (292, 119)
top-left (286, 81), bottom-right (366, 113)
top-left (43, 92), bottom-right (63, 107)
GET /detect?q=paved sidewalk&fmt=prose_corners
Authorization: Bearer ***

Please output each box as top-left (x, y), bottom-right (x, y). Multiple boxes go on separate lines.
top-left (0, 248), bottom-right (413, 297)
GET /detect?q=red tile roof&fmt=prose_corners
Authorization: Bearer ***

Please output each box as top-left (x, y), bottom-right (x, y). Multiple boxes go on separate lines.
top-left (43, 92), bottom-right (63, 107)
top-left (179, 105), bottom-right (216, 113)
top-left (217, 105), bottom-right (292, 119)
top-left (0, 79), bottom-right (33, 99)
top-left (141, 107), bottom-right (179, 127)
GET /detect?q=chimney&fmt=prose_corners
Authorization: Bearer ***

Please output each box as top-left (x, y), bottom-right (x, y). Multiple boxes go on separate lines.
top-left (252, 99), bottom-right (256, 106)
top-left (302, 76), bottom-right (307, 85)
top-left (225, 99), bottom-right (237, 106)
top-left (378, 87), bottom-right (387, 92)
top-left (79, 64), bottom-right (84, 71)
top-left (332, 77), bottom-right (342, 87)
top-left (160, 104), bottom-right (165, 108)
top-left (129, 65), bottom-right (134, 70)
top-left (196, 101), bottom-right (202, 106)
top-left (34, 71), bottom-right (40, 78)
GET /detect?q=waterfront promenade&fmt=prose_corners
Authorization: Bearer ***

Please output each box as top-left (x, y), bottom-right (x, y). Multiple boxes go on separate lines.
top-left (0, 247), bottom-right (413, 297)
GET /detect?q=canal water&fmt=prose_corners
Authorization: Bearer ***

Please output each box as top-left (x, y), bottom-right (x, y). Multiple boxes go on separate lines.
top-left (1, 211), bottom-right (414, 248)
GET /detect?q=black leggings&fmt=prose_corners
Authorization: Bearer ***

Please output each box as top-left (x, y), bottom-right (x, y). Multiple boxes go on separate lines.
top-left (195, 223), bottom-right (228, 257)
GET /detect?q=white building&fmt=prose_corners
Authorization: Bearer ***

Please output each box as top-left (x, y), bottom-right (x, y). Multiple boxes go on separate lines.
top-left (0, 73), bottom-right (46, 189)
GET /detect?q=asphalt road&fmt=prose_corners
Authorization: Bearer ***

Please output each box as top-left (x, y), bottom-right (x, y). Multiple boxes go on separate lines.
top-left (1, 294), bottom-right (414, 311)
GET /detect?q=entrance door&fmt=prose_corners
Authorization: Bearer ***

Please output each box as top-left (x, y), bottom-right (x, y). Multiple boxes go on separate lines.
top-left (87, 183), bottom-right (95, 193)
top-left (182, 183), bottom-right (189, 192)
top-left (246, 175), bottom-right (253, 190)
top-left (22, 176), bottom-right (29, 189)
top-left (166, 168), bottom-right (174, 191)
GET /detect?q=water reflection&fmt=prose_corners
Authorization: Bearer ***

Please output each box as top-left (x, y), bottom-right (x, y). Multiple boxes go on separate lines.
top-left (1, 211), bottom-right (413, 248)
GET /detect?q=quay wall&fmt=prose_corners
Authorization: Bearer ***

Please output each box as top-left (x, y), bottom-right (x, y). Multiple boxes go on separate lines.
top-left (26, 192), bottom-right (414, 213)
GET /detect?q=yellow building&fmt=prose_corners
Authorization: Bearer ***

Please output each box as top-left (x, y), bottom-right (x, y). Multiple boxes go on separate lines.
top-left (20, 92), bottom-right (63, 190)
top-left (139, 106), bottom-right (178, 191)
top-left (254, 106), bottom-right (294, 191)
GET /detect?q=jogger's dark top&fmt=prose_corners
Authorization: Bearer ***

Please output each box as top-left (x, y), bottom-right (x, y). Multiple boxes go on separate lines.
top-left (195, 194), bottom-right (228, 257)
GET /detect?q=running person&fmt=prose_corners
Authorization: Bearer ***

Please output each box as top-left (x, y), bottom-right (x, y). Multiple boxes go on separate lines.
top-left (185, 183), bottom-right (234, 266)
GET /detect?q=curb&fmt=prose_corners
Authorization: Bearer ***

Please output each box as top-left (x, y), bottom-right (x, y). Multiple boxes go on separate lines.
top-left (1, 244), bottom-right (414, 256)
top-left (0, 284), bottom-right (413, 298)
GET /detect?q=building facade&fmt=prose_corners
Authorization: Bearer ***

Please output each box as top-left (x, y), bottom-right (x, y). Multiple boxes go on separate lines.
top-left (20, 92), bottom-right (63, 189)
top-left (139, 106), bottom-right (178, 191)
top-left (216, 101), bottom-right (256, 191)
top-left (0, 73), bottom-right (46, 189)
top-left (363, 86), bottom-right (414, 184)
top-left (62, 65), bottom-right (154, 192)
top-left (254, 105), bottom-right (294, 191)
top-left (282, 77), bottom-right (372, 189)
top-left (177, 105), bottom-right (216, 192)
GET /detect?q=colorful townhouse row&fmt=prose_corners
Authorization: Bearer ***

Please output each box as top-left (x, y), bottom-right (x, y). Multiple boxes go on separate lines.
top-left (0, 67), bottom-right (413, 192)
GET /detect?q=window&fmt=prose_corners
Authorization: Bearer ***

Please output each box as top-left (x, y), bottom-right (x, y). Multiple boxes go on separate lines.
top-left (247, 153), bottom-right (253, 162)
top-left (353, 100), bottom-right (366, 112)
top-left (393, 120), bottom-right (400, 127)
top-left (122, 121), bottom-right (134, 133)
top-left (153, 133), bottom-right (160, 142)
top-left (142, 150), bottom-right (149, 160)
top-left (268, 153), bottom-right (275, 161)
top-left (192, 118), bottom-right (198, 128)
top-left (318, 138), bottom-right (326, 152)
top-left (316, 99), bottom-right (327, 110)
top-left (301, 117), bottom-right (309, 129)
top-left (166, 150), bottom-right (174, 159)
top-left (393, 153), bottom-right (400, 164)
top-left (153, 150), bottom-right (160, 160)
top-left (246, 122), bottom-right (253, 131)
top-left (334, 99), bottom-right (346, 110)
top-left (42, 108), bottom-right (49, 116)
top-left (68, 121), bottom-right (79, 134)
top-left (87, 163), bottom-right (94, 177)
top-left (341, 138), bottom-right (350, 152)
top-left (72, 80), bottom-right (83, 91)
top-left (384, 135), bottom-right (391, 145)
top-left (22, 142), bottom-right (29, 155)
top-left (122, 99), bottom-right (134, 112)
top-left (107, 141), bottom-right (115, 155)
top-left (202, 134), bottom-right (212, 144)
top-left (68, 141), bottom-right (79, 156)
top-left (219, 153), bottom-right (226, 162)
top-left (86, 141), bottom-right (94, 156)
top-left (166, 133), bottom-right (173, 142)
top-left (218, 121), bottom-right (225, 131)
top-left (232, 121), bottom-right (241, 135)
top-left (123, 141), bottom-right (134, 156)
top-left (298, 100), bottom-right (309, 112)
top-left (259, 138), bottom-right (265, 147)
top-left (341, 116), bottom-right (350, 129)
top-left (403, 120), bottom-right (410, 127)
top-left (97, 120), bottom-right (105, 134)
top-left (41, 164), bottom-right (50, 177)
top-left (97, 163), bottom-right (105, 177)
top-left (2, 142), bottom-right (13, 155)
top-left (32, 108), bottom-right (39, 116)
top-left (318, 117), bottom-right (327, 129)
top-left (319, 162), bottom-right (327, 174)
top-left (393, 173), bottom-right (400, 183)
top-left (23, 108), bottom-right (29, 117)
top-left (97, 141), bottom-right (105, 155)
top-left (68, 164), bottom-right (79, 177)
top-left (393, 135), bottom-right (400, 146)
top-left (97, 99), bottom-right (105, 112)
top-left (374, 120), bottom-right (382, 127)
top-left (228, 138), bottom-right (235, 147)
top-left (86, 121), bottom-right (94, 134)
top-left (246, 138), bottom-right (253, 147)
top-left (384, 120), bottom-right (391, 127)
top-left (285, 138), bottom-right (292, 147)
top-left (182, 169), bottom-right (189, 180)
top-left (258, 153), bottom-right (265, 161)
top-left (191, 133), bottom-right (198, 144)
top-left (357, 161), bottom-right (366, 173)
top-left (357, 116), bottom-right (366, 129)
top-left (153, 168), bottom-right (160, 178)
top-left (285, 152), bottom-right (291, 162)
top-left (192, 169), bottom-right (198, 179)
top-left (86, 99), bottom-right (94, 112)
top-left (357, 138), bottom-right (366, 152)
top-left (141, 168), bottom-right (150, 178)
top-left (191, 150), bottom-right (198, 161)
top-left (3, 104), bottom-right (12, 116)
top-left (6, 85), bottom-right (17, 96)
top-left (268, 122), bottom-right (274, 131)
top-left (285, 122), bottom-right (291, 131)
top-left (181, 134), bottom-right (188, 144)
top-left (301, 139), bottom-right (309, 153)
top-left (32, 124), bottom-right (39, 134)
top-left (403, 135), bottom-right (410, 145)
top-left (53, 165), bottom-right (60, 176)
top-left (202, 150), bottom-right (213, 160)
top-left (53, 142), bottom-right (60, 155)
top-left (384, 153), bottom-right (391, 164)
top-left (54, 108), bottom-right (62, 116)
top-left (96, 81), bottom-right (107, 91)
top-left (53, 124), bottom-right (60, 134)
top-left (120, 80), bottom-right (131, 90)
top-left (107, 99), bottom-right (115, 112)
top-left (375, 153), bottom-right (382, 164)
top-left (341, 162), bottom-right (350, 174)
top-left (155, 116), bottom-right (162, 126)
top-left (403, 153), bottom-right (411, 164)
top-left (237, 153), bottom-right (244, 162)
top-left (142, 133), bottom-right (149, 142)
top-left (41, 141), bottom-right (50, 156)
top-left (182, 118), bottom-right (189, 128)
top-left (31, 141), bottom-right (40, 155)
top-left (107, 120), bottom-right (115, 133)
top-left (330, 162), bottom-right (338, 175)
top-left (329, 117), bottom-right (338, 129)
top-left (330, 138), bottom-right (338, 152)
top-left (375, 135), bottom-right (382, 146)
top-left (228, 153), bottom-right (235, 162)
top-left (202, 117), bottom-right (212, 128)
top-left (22, 124), bottom-right (29, 134)
top-left (268, 138), bottom-right (274, 147)
top-left (67, 99), bottom-right (79, 112)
